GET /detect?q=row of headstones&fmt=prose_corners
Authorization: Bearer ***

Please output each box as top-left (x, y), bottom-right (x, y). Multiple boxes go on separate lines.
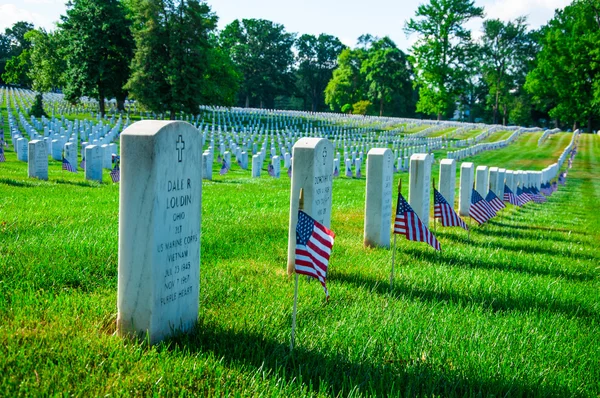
top-left (118, 122), bottom-right (566, 344)
top-left (447, 127), bottom-right (542, 161)
top-left (25, 139), bottom-right (113, 182)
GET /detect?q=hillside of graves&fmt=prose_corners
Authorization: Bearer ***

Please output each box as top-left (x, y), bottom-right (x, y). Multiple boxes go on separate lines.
top-left (1, 87), bottom-right (599, 396)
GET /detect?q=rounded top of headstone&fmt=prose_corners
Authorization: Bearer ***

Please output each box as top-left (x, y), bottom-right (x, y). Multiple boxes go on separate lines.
top-left (489, 166), bottom-right (499, 172)
top-left (476, 165), bottom-right (488, 171)
top-left (293, 137), bottom-right (329, 149)
top-left (121, 120), bottom-right (196, 137)
top-left (440, 158), bottom-right (455, 165)
top-left (410, 153), bottom-right (430, 161)
top-left (498, 168), bottom-right (506, 173)
top-left (461, 162), bottom-right (474, 168)
top-left (367, 148), bottom-right (391, 156)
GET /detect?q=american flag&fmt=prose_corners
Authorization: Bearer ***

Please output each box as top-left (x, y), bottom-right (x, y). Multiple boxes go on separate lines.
top-left (287, 166), bottom-right (292, 178)
top-left (267, 164), bottom-right (275, 177)
top-left (356, 168), bottom-right (362, 178)
top-left (295, 210), bottom-right (335, 298)
top-left (394, 192), bottom-right (441, 250)
top-left (434, 188), bottom-right (468, 230)
top-left (552, 181), bottom-right (558, 191)
top-left (503, 184), bottom-right (518, 206)
top-left (529, 186), bottom-right (547, 203)
top-left (0, 145), bottom-right (5, 162)
top-left (333, 165), bottom-right (339, 177)
top-left (110, 162), bottom-right (120, 183)
top-left (62, 156), bottom-right (76, 172)
top-left (522, 187), bottom-right (535, 203)
top-left (345, 164), bottom-right (353, 178)
top-left (80, 158), bottom-right (86, 170)
top-left (516, 186), bottom-right (529, 206)
top-left (219, 159), bottom-right (229, 175)
top-left (470, 188), bottom-right (492, 224)
top-left (485, 190), bottom-right (505, 213)
top-left (558, 172), bottom-right (566, 185)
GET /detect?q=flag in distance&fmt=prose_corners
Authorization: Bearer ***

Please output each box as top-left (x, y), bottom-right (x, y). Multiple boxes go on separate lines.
top-left (470, 188), bottom-right (492, 224)
top-left (110, 161), bottom-right (120, 183)
top-left (333, 165), bottom-right (339, 178)
top-left (485, 190), bottom-right (505, 212)
top-left (433, 188), bottom-right (468, 231)
top-left (394, 191), bottom-right (441, 250)
top-left (287, 166), bottom-right (292, 178)
top-left (62, 156), bottom-right (76, 172)
top-left (503, 184), bottom-right (518, 206)
top-left (219, 159), bottom-right (229, 175)
top-left (295, 210), bottom-right (335, 298)
top-left (267, 164), bottom-right (275, 177)
top-left (80, 158), bottom-right (86, 170)
top-left (0, 145), bottom-right (5, 162)
top-left (345, 163), bottom-right (353, 178)
top-left (516, 186), bottom-right (529, 206)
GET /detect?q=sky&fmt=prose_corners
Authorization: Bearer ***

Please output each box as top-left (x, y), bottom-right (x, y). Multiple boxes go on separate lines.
top-left (0, 0), bottom-right (572, 52)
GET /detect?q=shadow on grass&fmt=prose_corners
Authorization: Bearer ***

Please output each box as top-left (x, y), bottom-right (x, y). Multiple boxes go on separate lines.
top-left (333, 268), bottom-right (598, 321)
top-left (486, 220), bottom-right (588, 237)
top-left (164, 320), bottom-right (571, 397)
top-left (438, 230), bottom-right (599, 263)
top-left (0, 177), bottom-right (41, 188)
top-left (407, 244), bottom-right (597, 282)
top-left (54, 178), bottom-right (102, 188)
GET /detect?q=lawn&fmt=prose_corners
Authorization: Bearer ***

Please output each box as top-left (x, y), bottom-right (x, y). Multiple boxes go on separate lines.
top-left (1, 102), bottom-right (599, 395)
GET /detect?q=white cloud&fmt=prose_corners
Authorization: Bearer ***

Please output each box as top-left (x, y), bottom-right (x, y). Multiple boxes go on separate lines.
top-left (483, 0), bottom-right (571, 29)
top-left (0, 2), bottom-right (64, 32)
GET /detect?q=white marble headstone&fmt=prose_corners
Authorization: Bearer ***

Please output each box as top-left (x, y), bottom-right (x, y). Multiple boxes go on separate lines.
top-left (409, 153), bottom-right (432, 227)
top-left (27, 140), bottom-right (48, 180)
top-left (85, 145), bottom-right (103, 182)
top-left (364, 148), bottom-right (393, 248)
top-left (459, 162), bottom-right (474, 217)
top-left (287, 137), bottom-right (333, 274)
top-left (117, 121), bottom-right (202, 344)
top-left (439, 159), bottom-right (456, 207)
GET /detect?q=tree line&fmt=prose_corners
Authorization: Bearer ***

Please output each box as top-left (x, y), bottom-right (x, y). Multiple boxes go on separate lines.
top-left (0, 0), bottom-right (598, 130)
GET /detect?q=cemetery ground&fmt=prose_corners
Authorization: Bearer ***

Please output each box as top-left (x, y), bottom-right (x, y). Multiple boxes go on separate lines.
top-left (0, 126), bottom-right (599, 396)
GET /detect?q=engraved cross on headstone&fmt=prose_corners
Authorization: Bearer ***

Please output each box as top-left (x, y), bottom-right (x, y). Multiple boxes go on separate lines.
top-left (176, 135), bottom-right (185, 162)
top-left (322, 147), bottom-right (327, 165)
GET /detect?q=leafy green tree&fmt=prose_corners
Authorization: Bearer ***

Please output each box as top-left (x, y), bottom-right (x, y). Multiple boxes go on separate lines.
top-left (405, 0), bottom-right (484, 120)
top-left (295, 33), bottom-right (345, 111)
top-left (59, 0), bottom-right (134, 116)
top-left (26, 29), bottom-right (65, 93)
top-left (0, 21), bottom-right (34, 84)
top-left (127, 0), bottom-right (238, 118)
top-left (220, 18), bottom-right (296, 108)
top-left (361, 37), bottom-right (412, 116)
top-left (2, 49), bottom-right (32, 87)
top-left (324, 48), bottom-right (365, 112)
top-left (525, 0), bottom-right (600, 131)
top-left (480, 17), bottom-right (535, 125)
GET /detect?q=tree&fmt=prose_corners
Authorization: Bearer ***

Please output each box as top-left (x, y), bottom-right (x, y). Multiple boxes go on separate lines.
top-left (360, 37), bottom-right (412, 116)
top-left (324, 48), bottom-right (365, 112)
top-left (127, 0), bottom-right (237, 118)
top-left (525, 0), bottom-right (600, 131)
top-left (59, 0), bottom-right (134, 116)
top-left (2, 49), bottom-right (32, 87)
top-left (480, 17), bottom-right (535, 125)
top-left (220, 18), bottom-right (296, 108)
top-left (295, 33), bottom-right (345, 111)
top-left (405, 0), bottom-right (484, 120)
top-left (27, 29), bottom-right (65, 93)
top-left (0, 21), bottom-right (34, 84)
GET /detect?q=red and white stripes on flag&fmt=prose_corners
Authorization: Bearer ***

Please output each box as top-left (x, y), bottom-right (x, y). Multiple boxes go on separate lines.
top-left (470, 188), bottom-right (492, 224)
top-left (394, 192), bottom-right (441, 251)
top-left (433, 188), bottom-right (468, 230)
top-left (295, 210), bottom-right (335, 298)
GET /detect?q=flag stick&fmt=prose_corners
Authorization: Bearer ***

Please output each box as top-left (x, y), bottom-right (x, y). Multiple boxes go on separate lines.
top-left (432, 178), bottom-right (436, 233)
top-left (390, 180), bottom-right (401, 289)
top-left (290, 188), bottom-right (304, 351)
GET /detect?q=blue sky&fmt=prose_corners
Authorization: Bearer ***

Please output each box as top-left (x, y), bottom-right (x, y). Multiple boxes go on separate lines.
top-left (0, 0), bottom-right (571, 51)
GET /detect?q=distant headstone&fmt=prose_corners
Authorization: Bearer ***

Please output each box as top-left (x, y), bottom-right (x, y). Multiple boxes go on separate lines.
top-left (16, 137), bottom-right (28, 162)
top-left (439, 159), bottom-right (456, 207)
top-left (85, 145), bottom-right (103, 182)
top-left (287, 137), bottom-right (333, 274)
top-left (488, 167), bottom-right (500, 196)
top-left (27, 140), bottom-right (48, 180)
top-left (409, 153), bottom-right (432, 227)
top-left (364, 148), bottom-right (393, 248)
top-left (64, 142), bottom-right (77, 171)
top-left (272, 155), bottom-right (281, 178)
top-left (251, 155), bottom-right (261, 178)
top-left (202, 152), bottom-right (212, 180)
top-left (459, 162), bottom-right (474, 217)
top-left (475, 166), bottom-right (489, 195)
top-left (117, 121), bottom-right (202, 344)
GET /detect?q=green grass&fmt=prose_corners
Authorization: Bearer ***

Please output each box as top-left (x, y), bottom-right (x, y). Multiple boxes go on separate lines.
top-left (1, 102), bottom-right (599, 395)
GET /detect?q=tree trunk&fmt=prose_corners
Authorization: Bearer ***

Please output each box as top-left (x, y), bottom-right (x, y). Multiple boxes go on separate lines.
top-left (245, 94), bottom-right (250, 108)
top-left (117, 97), bottom-right (125, 112)
top-left (98, 96), bottom-right (105, 118)
top-left (554, 119), bottom-right (559, 129)
top-left (573, 121), bottom-right (578, 132)
top-left (502, 103), bottom-right (507, 126)
top-left (437, 112), bottom-right (442, 121)
top-left (379, 97), bottom-right (384, 117)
